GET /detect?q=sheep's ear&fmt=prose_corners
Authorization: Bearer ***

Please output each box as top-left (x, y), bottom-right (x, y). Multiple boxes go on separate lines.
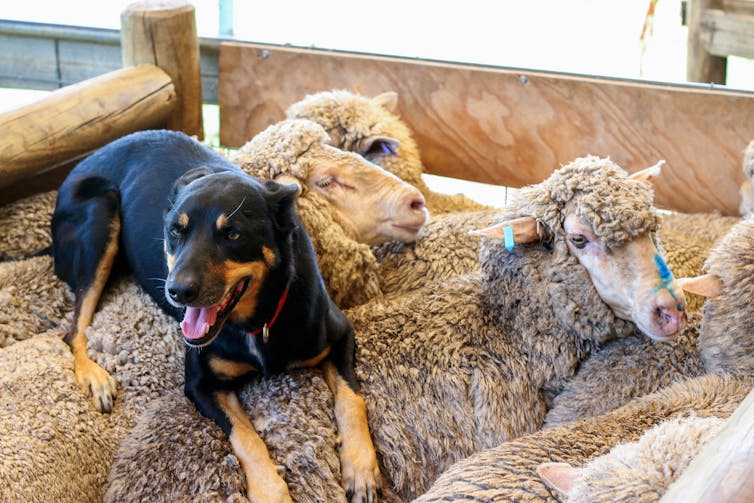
top-left (536, 462), bottom-right (580, 497)
top-left (469, 217), bottom-right (545, 251)
top-left (629, 160), bottom-right (664, 184)
top-left (356, 135), bottom-right (400, 157)
top-left (677, 273), bottom-right (724, 298)
top-left (372, 91), bottom-right (399, 112)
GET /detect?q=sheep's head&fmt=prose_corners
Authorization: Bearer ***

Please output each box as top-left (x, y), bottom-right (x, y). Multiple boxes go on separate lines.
top-left (475, 156), bottom-right (686, 342)
top-left (677, 217), bottom-right (754, 375)
top-left (738, 139), bottom-right (754, 216)
top-left (232, 118), bottom-right (428, 246)
top-left (286, 89), bottom-right (425, 187)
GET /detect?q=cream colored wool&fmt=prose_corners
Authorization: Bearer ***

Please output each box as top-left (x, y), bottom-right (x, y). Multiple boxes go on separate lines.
top-left (0, 255), bottom-right (185, 501)
top-left (416, 374), bottom-right (751, 502)
top-left (546, 216), bottom-right (754, 428)
top-left (565, 416), bottom-right (724, 503)
top-left (105, 156), bottom-right (663, 501)
top-left (286, 89), bottom-right (490, 214)
top-left (0, 190), bottom-right (55, 260)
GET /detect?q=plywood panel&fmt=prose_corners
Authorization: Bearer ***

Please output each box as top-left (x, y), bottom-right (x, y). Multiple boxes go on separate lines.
top-left (219, 41), bottom-right (754, 215)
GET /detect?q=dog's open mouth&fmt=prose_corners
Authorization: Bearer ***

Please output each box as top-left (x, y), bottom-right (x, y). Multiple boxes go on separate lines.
top-left (180, 278), bottom-right (250, 347)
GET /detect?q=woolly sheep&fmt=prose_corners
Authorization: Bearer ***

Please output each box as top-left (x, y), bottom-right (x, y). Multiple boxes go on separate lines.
top-left (546, 216), bottom-right (754, 427)
top-left (286, 89), bottom-right (491, 214)
top-left (0, 190), bottom-right (55, 261)
top-left (738, 139), bottom-right (754, 216)
top-left (0, 256), bottom-right (184, 501)
top-left (537, 415), bottom-right (725, 503)
top-left (104, 155), bottom-right (687, 501)
top-left (416, 373), bottom-right (752, 502)
top-left (231, 117), bottom-right (429, 308)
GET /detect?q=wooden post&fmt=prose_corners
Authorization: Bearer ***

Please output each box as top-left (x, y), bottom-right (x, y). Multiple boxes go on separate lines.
top-left (121, 0), bottom-right (203, 138)
top-left (661, 386), bottom-right (754, 502)
top-left (0, 65), bottom-right (175, 191)
top-left (687, 0), bottom-right (727, 83)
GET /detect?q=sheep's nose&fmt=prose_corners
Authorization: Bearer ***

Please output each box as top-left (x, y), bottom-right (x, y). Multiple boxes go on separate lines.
top-left (167, 280), bottom-right (200, 305)
top-left (411, 198), bottom-right (425, 211)
top-left (654, 291), bottom-right (686, 338)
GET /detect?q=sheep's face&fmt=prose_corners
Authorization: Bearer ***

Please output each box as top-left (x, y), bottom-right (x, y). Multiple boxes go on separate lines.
top-left (306, 148), bottom-right (429, 245)
top-left (563, 214), bottom-right (686, 341)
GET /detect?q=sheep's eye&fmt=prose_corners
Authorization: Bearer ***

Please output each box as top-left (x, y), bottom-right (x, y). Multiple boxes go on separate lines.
top-left (226, 230), bottom-right (240, 241)
top-left (316, 176), bottom-right (335, 189)
top-left (569, 234), bottom-right (588, 249)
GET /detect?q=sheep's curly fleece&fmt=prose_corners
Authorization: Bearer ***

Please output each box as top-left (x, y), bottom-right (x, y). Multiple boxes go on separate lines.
top-left (231, 118), bottom-right (382, 308)
top-left (546, 217), bottom-right (753, 428)
top-left (103, 155), bottom-right (658, 501)
top-left (416, 373), bottom-right (751, 502)
top-left (0, 256), bottom-right (184, 502)
top-left (286, 89), bottom-right (490, 214)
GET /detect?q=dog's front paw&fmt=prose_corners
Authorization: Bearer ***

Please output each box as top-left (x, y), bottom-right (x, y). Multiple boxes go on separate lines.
top-left (341, 443), bottom-right (381, 503)
top-left (75, 358), bottom-right (117, 413)
top-left (245, 468), bottom-right (292, 503)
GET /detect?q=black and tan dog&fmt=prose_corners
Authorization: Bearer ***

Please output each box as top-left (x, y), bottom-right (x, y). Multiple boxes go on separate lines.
top-left (51, 129), bottom-right (380, 502)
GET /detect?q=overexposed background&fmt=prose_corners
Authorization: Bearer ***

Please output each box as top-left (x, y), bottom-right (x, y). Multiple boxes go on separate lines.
top-left (1, 0), bottom-right (752, 205)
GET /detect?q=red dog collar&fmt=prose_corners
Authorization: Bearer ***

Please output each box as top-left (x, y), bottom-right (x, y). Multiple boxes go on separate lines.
top-left (248, 286), bottom-right (290, 344)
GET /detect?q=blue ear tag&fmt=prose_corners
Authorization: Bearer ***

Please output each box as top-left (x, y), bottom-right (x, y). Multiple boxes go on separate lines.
top-left (504, 225), bottom-right (515, 251)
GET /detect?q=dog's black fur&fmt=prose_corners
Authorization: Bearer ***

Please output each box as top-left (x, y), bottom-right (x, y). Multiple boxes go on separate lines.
top-left (52, 129), bottom-right (374, 499)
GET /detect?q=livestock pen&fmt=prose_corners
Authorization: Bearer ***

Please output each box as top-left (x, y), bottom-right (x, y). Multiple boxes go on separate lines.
top-left (0, 1), bottom-right (753, 501)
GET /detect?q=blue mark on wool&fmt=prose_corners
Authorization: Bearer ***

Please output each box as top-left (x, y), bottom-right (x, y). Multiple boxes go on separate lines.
top-left (654, 253), bottom-right (675, 298)
top-left (504, 225), bottom-right (515, 251)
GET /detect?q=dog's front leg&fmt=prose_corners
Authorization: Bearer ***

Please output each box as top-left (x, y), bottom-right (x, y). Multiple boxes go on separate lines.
top-left (187, 382), bottom-right (291, 503)
top-left (322, 359), bottom-right (381, 502)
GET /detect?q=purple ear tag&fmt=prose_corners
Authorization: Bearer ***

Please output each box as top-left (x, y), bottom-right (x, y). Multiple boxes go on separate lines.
top-left (504, 225), bottom-right (515, 251)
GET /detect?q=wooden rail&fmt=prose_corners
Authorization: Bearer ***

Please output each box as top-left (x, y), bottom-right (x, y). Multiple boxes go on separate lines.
top-left (661, 386), bottom-right (754, 503)
top-left (219, 41), bottom-right (754, 215)
top-left (0, 64), bottom-right (175, 191)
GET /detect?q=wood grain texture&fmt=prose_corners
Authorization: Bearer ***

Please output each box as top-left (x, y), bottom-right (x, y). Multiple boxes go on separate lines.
top-left (218, 42), bottom-right (754, 215)
top-left (661, 387), bottom-right (754, 503)
top-left (0, 64), bottom-right (174, 190)
top-left (121, 0), bottom-right (202, 138)
top-left (701, 9), bottom-right (754, 59)
top-left (687, 0), bottom-right (728, 84)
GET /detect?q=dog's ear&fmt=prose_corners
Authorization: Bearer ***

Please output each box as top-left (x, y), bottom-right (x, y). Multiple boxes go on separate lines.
top-left (170, 167), bottom-right (215, 200)
top-left (263, 179), bottom-right (300, 236)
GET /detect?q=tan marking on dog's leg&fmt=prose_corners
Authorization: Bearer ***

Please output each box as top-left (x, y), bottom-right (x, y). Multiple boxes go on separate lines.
top-left (323, 361), bottom-right (381, 502)
top-left (288, 345), bottom-right (331, 370)
top-left (216, 391), bottom-right (292, 503)
top-left (208, 356), bottom-right (257, 379)
top-left (68, 219), bottom-right (120, 413)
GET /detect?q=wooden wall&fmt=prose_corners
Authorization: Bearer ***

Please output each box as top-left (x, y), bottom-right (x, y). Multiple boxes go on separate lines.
top-left (219, 41), bottom-right (754, 215)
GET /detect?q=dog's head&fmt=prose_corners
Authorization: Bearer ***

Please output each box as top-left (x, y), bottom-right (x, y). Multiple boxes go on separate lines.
top-left (163, 167), bottom-right (299, 347)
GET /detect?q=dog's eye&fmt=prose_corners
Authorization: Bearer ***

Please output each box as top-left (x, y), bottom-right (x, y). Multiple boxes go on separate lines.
top-left (568, 234), bottom-right (588, 249)
top-left (169, 225), bottom-right (183, 238)
top-left (226, 230), bottom-right (240, 241)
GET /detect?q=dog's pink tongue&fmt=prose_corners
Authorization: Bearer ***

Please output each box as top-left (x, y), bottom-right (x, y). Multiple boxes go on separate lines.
top-left (181, 306), bottom-right (219, 340)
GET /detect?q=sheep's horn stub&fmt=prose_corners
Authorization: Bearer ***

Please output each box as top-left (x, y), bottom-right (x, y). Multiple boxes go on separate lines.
top-left (469, 217), bottom-right (545, 250)
top-left (677, 273), bottom-right (724, 298)
top-left (536, 462), bottom-right (580, 497)
top-left (629, 160), bottom-right (665, 184)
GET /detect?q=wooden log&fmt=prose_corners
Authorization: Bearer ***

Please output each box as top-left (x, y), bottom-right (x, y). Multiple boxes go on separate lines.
top-left (661, 386), bottom-right (754, 503)
top-left (218, 41), bottom-right (754, 215)
top-left (0, 64), bottom-right (175, 191)
top-left (687, 0), bottom-right (728, 84)
top-left (701, 9), bottom-right (754, 59)
top-left (121, 0), bottom-right (203, 138)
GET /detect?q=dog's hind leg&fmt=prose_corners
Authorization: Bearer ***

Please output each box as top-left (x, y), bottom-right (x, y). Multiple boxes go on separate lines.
top-left (323, 349), bottom-right (381, 503)
top-left (53, 177), bottom-right (120, 412)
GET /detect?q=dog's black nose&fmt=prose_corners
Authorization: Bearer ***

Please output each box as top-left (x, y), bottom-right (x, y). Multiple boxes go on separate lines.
top-left (167, 281), bottom-right (200, 304)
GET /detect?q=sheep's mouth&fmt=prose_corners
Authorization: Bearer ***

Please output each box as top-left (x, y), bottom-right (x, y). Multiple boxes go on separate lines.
top-left (180, 277), bottom-right (250, 347)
